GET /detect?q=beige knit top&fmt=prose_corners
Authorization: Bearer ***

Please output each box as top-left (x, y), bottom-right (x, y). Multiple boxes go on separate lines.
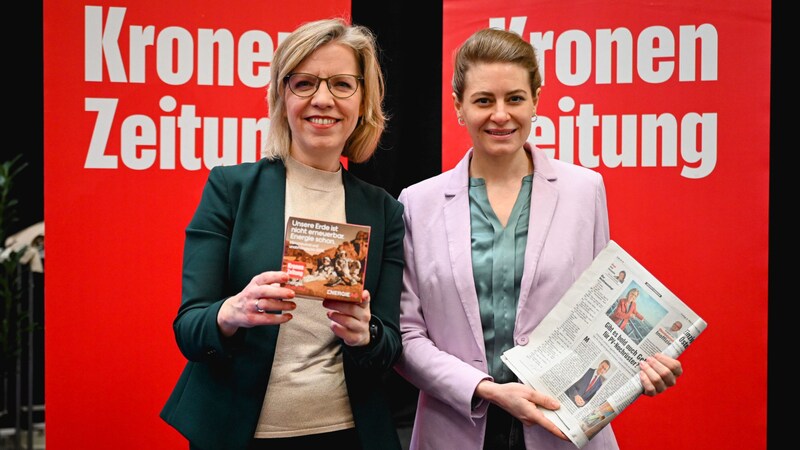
top-left (253, 156), bottom-right (354, 438)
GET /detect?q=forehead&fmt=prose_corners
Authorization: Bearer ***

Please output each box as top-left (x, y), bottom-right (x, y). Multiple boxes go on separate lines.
top-left (294, 42), bottom-right (359, 75)
top-left (464, 62), bottom-right (530, 94)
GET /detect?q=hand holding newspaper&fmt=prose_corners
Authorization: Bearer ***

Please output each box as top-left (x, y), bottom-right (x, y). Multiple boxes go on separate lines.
top-left (501, 240), bottom-right (707, 448)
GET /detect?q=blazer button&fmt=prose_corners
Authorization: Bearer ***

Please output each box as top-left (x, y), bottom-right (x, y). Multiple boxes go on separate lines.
top-left (206, 349), bottom-right (217, 356)
top-left (516, 336), bottom-right (528, 346)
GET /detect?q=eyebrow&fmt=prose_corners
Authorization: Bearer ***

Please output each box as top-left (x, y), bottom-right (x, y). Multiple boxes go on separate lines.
top-left (469, 89), bottom-right (529, 98)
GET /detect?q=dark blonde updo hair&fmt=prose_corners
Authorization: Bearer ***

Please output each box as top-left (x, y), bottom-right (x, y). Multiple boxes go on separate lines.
top-left (452, 28), bottom-right (542, 102)
top-left (263, 18), bottom-right (386, 163)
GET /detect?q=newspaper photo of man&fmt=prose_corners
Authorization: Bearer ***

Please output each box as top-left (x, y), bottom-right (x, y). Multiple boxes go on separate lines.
top-left (565, 359), bottom-right (611, 407)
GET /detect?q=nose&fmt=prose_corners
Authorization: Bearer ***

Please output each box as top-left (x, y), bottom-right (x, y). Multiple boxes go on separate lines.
top-left (310, 81), bottom-right (336, 106)
top-left (491, 105), bottom-right (510, 123)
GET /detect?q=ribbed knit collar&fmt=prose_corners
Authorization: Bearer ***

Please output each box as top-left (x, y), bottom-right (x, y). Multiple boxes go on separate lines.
top-left (285, 155), bottom-right (343, 191)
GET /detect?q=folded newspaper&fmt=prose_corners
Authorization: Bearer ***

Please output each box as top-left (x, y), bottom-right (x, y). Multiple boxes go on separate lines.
top-left (501, 240), bottom-right (707, 448)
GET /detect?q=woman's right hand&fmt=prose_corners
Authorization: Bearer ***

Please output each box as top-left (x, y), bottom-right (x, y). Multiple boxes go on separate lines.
top-left (217, 271), bottom-right (297, 337)
top-left (475, 380), bottom-right (568, 440)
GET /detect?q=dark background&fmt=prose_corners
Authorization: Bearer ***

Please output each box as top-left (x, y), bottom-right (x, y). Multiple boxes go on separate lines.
top-left (12, 0), bottom-right (779, 445)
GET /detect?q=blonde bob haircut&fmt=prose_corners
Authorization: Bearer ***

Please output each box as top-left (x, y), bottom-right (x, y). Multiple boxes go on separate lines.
top-left (263, 18), bottom-right (386, 164)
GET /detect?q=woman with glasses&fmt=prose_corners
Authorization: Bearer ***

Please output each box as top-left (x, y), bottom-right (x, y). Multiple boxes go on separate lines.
top-left (161, 17), bottom-right (405, 450)
top-left (394, 28), bottom-right (683, 450)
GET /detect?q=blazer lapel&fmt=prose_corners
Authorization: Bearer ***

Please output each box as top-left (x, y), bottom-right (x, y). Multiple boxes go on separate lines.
top-left (261, 159), bottom-right (288, 270)
top-left (517, 149), bottom-right (559, 319)
top-left (443, 150), bottom-right (486, 353)
top-left (249, 158), bottom-right (286, 344)
top-left (343, 170), bottom-right (368, 226)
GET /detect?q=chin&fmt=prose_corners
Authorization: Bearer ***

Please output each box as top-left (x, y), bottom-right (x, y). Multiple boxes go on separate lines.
top-left (480, 141), bottom-right (525, 156)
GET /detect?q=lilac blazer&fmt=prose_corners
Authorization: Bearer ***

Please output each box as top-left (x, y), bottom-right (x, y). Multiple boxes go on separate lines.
top-left (395, 147), bottom-right (620, 450)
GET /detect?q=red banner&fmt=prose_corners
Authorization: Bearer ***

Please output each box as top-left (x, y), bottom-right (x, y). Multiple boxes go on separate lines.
top-left (443, 1), bottom-right (769, 449)
top-left (43, 1), bottom-right (769, 448)
top-left (44, 1), bottom-right (349, 448)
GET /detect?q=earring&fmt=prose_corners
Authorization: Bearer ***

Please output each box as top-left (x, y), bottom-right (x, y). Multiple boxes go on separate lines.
top-left (531, 114), bottom-right (538, 123)
top-left (457, 117), bottom-right (465, 126)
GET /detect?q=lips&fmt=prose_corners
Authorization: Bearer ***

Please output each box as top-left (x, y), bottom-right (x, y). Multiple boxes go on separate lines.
top-left (486, 129), bottom-right (515, 136)
top-left (308, 117), bottom-right (338, 125)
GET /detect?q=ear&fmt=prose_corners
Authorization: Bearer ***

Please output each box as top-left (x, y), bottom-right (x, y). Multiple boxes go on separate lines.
top-left (532, 87), bottom-right (542, 112)
top-left (452, 92), bottom-right (463, 119)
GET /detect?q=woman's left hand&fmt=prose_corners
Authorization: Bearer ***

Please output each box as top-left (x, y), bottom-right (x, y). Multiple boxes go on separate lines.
top-left (322, 289), bottom-right (372, 347)
top-left (639, 353), bottom-right (683, 396)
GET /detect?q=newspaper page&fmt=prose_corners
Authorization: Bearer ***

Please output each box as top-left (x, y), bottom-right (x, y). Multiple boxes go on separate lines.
top-left (501, 240), bottom-right (707, 448)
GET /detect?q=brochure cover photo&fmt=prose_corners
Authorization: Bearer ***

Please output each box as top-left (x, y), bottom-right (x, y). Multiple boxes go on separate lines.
top-left (281, 216), bottom-right (371, 302)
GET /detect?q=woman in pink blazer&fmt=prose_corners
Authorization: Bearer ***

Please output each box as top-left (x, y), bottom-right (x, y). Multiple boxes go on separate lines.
top-left (394, 28), bottom-right (684, 450)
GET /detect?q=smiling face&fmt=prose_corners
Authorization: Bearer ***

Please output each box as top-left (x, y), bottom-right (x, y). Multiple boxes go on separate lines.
top-left (454, 62), bottom-right (538, 159)
top-left (285, 43), bottom-right (362, 171)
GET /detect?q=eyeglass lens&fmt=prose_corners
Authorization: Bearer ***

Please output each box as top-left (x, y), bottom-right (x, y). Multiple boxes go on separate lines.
top-left (287, 73), bottom-right (361, 98)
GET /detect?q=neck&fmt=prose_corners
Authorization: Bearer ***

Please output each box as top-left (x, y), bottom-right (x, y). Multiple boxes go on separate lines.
top-left (469, 148), bottom-right (532, 183)
top-left (289, 147), bottom-right (343, 172)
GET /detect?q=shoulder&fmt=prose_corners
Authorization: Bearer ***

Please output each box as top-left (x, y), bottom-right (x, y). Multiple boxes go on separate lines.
top-left (204, 159), bottom-right (285, 194)
top-left (209, 158), bottom-right (282, 182)
top-left (397, 168), bottom-right (459, 208)
top-left (400, 149), bottom-right (470, 202)
top-left (531, 149), bottom-right (606, 204)
top-left (535, 149), bottom-right (603, 185)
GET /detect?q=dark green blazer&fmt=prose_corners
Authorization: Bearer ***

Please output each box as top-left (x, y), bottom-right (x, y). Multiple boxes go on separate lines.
top-left (160, 158), bottom-right (405, 450)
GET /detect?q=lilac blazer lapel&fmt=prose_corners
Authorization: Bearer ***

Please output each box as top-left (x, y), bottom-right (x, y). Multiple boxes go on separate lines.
top-left (442, 150), bottom-right (486, 352)
top-left (517, 149), bottom-right (559, 318)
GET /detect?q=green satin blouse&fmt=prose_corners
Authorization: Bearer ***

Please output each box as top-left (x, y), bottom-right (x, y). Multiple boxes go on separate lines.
top-left (468, 174), bottom-right (532, 383)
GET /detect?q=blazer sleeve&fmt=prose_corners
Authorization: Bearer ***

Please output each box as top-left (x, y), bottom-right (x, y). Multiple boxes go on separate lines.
top-left (171, 166), bottom-right (242, 362)
top-left (343, 192), bottom-right (405, 372)
top-left (593, 172), bottom-right (611, 257)
top-left (395, 187), bottom-right (493, 423)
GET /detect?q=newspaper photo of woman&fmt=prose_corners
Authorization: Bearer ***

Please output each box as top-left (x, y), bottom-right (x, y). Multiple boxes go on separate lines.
top-left (606, 282), bottom-right (668, 344)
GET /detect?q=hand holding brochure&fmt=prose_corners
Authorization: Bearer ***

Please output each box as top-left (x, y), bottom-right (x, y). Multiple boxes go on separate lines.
top-left (501, 240), bottom-right (707, 448)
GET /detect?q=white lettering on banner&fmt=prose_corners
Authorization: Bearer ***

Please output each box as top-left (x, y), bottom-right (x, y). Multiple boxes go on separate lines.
top-left (490, 17), bottom-right (718, 86)
top-left (530, 97), bottom-right (717, 179)
top-left (85, 98), bottom-right (119, 168)
top-left (84, 5), bottom-right (273, 87)
top-left (81, 5), bottom-right (285, 170)
top-left (84, 95), bottom-right (270, 170)
top-left (489, 17), bottom-right (719, 179)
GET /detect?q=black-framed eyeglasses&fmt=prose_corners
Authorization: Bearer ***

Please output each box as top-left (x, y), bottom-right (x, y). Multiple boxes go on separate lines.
top-left (284, 73), bottom-right (363, 99)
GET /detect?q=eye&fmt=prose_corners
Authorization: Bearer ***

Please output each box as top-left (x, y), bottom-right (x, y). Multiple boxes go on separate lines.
top-left (473, 97), bottom-right (492, 105)
top-left (331, 76), bottom-right (356, 90)
top-left (508, 95), bottom-right (526, 103)
top-left (290, 74), bottom-right (318, 92)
